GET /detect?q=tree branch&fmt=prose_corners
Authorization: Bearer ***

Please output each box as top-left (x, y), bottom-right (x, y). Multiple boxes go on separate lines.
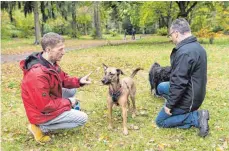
top-left (186, 2), bottom-right (197, 15)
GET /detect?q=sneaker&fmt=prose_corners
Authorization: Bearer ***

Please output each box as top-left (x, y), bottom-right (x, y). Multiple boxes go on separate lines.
top-left (73, 100), bottom-right (80, 110)
top-left (198, 110), bottom-right (210, 137)
top-left (28, 124), bottom-right (51, 144)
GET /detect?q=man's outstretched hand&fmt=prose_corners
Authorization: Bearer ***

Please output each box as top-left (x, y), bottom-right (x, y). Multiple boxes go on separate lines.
top-left (79, 72), bottom-right (92, 85)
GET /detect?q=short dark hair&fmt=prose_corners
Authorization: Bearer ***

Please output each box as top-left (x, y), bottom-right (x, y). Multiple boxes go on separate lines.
top-left (41, 32), bottom-right (64, 51)
top-left (170, 18), bottom-right (191, 34)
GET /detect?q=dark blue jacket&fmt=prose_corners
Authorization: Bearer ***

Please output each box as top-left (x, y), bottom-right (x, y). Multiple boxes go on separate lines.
top-left (166, 36), bottom-right (207, 112)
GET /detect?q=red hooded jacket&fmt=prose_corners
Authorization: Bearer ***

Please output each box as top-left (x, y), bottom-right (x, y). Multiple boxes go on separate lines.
top-left (20, 52), bottom-right (81, 124)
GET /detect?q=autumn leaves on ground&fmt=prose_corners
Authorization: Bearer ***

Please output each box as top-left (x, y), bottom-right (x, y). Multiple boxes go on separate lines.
top-left (1, 36), bottom-right (229, 151)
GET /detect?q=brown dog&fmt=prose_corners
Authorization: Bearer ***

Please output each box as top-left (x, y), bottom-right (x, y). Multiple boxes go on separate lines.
top-left (101, 64), bottom-right (143, 135)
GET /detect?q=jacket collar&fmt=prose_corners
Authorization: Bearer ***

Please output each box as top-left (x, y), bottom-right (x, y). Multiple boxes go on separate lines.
top-left (21, 52), bottom-right (59, 73)
top-left (39, 53), bottom-right (56, 69)
top-left (175, 36), bottom-right (197, 50)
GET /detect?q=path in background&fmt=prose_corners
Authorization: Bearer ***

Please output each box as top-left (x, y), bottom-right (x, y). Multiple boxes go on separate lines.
top-left (1, 38), bottom-right (140, 64)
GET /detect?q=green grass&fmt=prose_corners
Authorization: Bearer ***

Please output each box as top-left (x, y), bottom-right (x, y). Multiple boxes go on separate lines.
top-left (1, 36), bottom-right (229, 151)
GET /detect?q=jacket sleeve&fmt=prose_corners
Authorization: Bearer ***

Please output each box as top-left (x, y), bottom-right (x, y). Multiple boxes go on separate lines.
top-left (26, 73), bottom-right (71, 113)
top-left (166, 53), bottom-right (193, 110)
top-left (60, 70), bottom-right (81, 88)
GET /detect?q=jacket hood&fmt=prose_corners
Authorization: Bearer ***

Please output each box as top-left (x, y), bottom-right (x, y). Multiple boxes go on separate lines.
top-left (20, 52), bottom-right (53, 74)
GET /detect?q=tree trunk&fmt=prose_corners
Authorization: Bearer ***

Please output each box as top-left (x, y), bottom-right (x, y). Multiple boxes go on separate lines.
top-left (33, 1), bottom-right (41, 45)
top-left (93, 2), bottom-right (102, 39)
top-left (84, 23), bottom-right (88, 35)
top-left (71, 2), bottom-right (77, 38)
top-left (40, 1), bottom-right (47, 36)
top-left (9, 9), bottom-right (14, 22)
top-left (167, 2), bottom-right (173, 29)
top-left (176, 1), bottom-right (197, 21)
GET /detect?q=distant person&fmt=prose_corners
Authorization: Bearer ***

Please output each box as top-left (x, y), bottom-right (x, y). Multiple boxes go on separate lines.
top-left (20, 32), bottom-right (91, 144)
top-left (155, 18), bottom-right (209, 137)
top-left (124, 29), bottom-right (128, 40)
top-left (132, 28), bottom-right (136, 40)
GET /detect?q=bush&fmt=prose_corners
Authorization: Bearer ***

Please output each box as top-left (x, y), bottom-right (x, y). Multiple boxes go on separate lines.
top-left (223, 27), bottom-right (229, 35)
top-left (109, 29), bottom-right (117, 37)
top-left (1, 11), bottom-right (23, 39)
top-left (46, 17), bottom-right (69, 35)
top-left (90, 28), bottom-right (97, 39)
top-left (156, 27), bottom-right (168, 36)
top-left (195, 28), bottom-right (217, 44)
top-left (13, 10), bottom-right (34, 38)
top-left (212, 26), bottom-right (224, 33)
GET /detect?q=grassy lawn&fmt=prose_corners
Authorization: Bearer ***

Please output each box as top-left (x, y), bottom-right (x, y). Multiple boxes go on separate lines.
top-left (1, 34), bottom-right (140, 55)
top-left (1, 36), bottom-right (229, 151)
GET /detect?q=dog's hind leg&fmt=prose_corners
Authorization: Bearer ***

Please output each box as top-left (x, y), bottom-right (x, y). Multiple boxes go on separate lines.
top-left (130, 86), bottom-right (136, 118)
top-left (121, 103), bottom-right (128, 135)
top-left (127, 98), bottom-right (130, 111)
top-left (130, 95), bottom-right (136, 118)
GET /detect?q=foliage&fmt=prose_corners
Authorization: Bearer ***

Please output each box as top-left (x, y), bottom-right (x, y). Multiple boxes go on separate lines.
top-left (109, 29), bottom-right (118, 37)
top-left (46, 17), bottom-right (70, 35)
top-left (1, 11), bottom-right (16, 39)
top-left (1, 10), bottom-right (34, 38)
top-left (191, 1), bottom-right (229, 34)
top-left (156, 27), bottom-right (168, 36)
top-left (1, 1), bottom-right (229, 40)
top-left (139, 2), bottom-right (178, 28)
top-left (76, 5), bottom-right (92, 35)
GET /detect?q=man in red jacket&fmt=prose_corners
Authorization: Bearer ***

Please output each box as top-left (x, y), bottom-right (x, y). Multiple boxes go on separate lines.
top-left (20, 32), bottom-right (91, 144)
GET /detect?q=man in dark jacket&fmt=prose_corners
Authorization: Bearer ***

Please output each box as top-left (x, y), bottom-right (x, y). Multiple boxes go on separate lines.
top-left (155, 18), bottom-right (209, 137)
top-left (20, 32), bottom-right (91, 144)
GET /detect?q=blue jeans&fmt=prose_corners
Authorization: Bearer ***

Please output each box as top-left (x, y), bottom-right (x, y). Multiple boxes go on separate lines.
top-left (156, 82), bottom-right (199, 128)
top-left (157, 82), bottom-right (170, 100)
top-left (156, 107), bottom-right (199, 128)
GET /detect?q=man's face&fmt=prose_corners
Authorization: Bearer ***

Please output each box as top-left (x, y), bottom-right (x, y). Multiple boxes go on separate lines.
top-left (47, 42), bottom-right (65, 62)
top-left (168, 29), bottom-right (178, 45)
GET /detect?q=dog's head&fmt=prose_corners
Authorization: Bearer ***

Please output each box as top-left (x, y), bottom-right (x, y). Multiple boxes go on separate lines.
top-left (101, 63), bottom-right (124, 85)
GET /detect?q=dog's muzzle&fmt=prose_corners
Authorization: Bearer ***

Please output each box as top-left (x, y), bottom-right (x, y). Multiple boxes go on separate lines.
top-left (101, 78), bottom-right (111, 85)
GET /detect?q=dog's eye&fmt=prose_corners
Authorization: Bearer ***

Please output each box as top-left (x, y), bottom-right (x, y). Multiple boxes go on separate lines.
top-left (110, 72), bottom-right (115, 76)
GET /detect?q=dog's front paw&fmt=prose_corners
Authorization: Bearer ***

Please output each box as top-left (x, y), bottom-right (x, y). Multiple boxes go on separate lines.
top-left (123, 128), bottom-right (128, 135)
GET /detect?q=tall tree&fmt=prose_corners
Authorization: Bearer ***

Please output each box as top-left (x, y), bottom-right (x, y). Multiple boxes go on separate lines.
top-left (56, 1), bottom-right (79, 38)
top-left (33, 1), bottom-right (41, 44)
top-left (93, 1), bottom-right (102, 39)
top-left (176, 1), bottom-right (198, 20)
top-left (71, 2), bottom-right (77, 38)
top-left (40, 1), bottom-right (57, 35)
top-left (23, 1), bottom-right (41, 44)
top-left (1, 1), bottom-right (21, 22)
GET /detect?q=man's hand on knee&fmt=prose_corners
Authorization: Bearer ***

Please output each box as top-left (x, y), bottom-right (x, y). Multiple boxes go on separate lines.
top-left (164, 106), bottom-right (172, 116)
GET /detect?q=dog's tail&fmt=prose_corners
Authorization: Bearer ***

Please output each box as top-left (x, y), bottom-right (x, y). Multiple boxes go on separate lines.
top-left (130, 68), bottom-right (143, 78)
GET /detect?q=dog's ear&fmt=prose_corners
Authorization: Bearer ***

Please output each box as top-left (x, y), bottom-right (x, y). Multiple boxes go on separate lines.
top-left (154, 62), bottom-right (160, 67)
top-left (116, 69), bottom-right (124, 75)
top-left (102, 63), bottom-right (108, 70)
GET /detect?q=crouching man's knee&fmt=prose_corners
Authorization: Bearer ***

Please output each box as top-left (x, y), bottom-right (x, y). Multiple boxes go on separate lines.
top-left (155, 117), bottom-right (166, 128)
top-left (79, 112), bottom-right (88, 126)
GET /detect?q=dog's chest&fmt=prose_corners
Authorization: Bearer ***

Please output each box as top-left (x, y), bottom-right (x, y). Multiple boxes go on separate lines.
top-left (109, 87), bottom-right (123, 103)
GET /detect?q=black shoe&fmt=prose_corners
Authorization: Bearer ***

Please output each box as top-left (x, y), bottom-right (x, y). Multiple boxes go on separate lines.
top-left (198, 110), bottom-right (210, 137)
